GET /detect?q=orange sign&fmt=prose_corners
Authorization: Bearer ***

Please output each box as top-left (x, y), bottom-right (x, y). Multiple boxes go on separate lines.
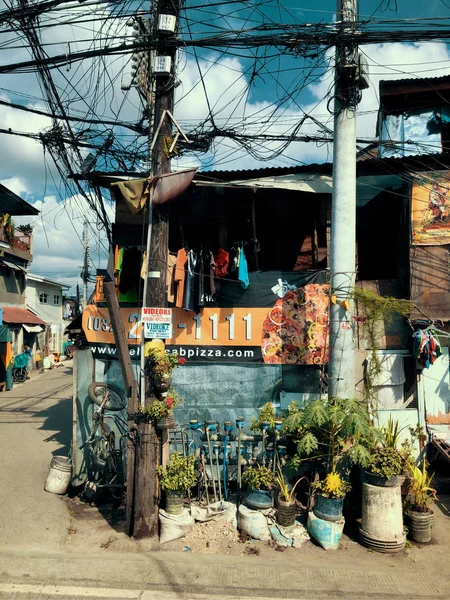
top-left (82, 306), bottom-right (142, 344)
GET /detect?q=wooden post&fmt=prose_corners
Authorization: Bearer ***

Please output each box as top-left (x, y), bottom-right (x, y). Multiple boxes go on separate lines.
top-left (103, 279), bottom-right (139, 536)
top-left (132, 0), bottom-right (178, 539)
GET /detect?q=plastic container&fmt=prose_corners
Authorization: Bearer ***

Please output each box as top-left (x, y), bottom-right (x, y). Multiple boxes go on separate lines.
top-left (277, 499), bottom-right (296, 527)
top-left (245, 489), bottom-right (273, 510)
top-left (44, 456), bottom-right (72, 495)
top-left (408, 509), bottom-right (433, 543)
top-left (313, 495), bottom-right (344, 522)
top-left (165, 491), bottom-right (184, 515)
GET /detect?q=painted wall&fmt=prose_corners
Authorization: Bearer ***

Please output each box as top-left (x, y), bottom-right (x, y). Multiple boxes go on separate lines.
top-left (26, 280), bottom-right (64, 323)
top-left (0, 266), bottom-right (25, 305)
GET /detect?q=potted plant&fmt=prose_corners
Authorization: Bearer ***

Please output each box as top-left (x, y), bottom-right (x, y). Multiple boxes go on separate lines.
top-left (144, 348), bottom-right (186, 394)
top-left (380, 417), bottom-right (415, 493)
top-left (275, 466), bottom-right (305, 527)
top-left (157, 452), bottom-right (196, 515)
top-left (16, 223), bottom-right (33, 236)
top-left (408, 462), bottom-right (437, 543)
top-left (365, 446), bottom-right (403, 487)
top-left (313, 472), bottom-right (351, 522)
top-left (142, 388), bottom-right (182, 429)
top-left (242, 464), bottom-right (276, 510)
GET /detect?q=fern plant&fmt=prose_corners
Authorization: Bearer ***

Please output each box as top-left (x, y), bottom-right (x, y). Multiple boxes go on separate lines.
top-left (283, 397), bottom-right (381, 471)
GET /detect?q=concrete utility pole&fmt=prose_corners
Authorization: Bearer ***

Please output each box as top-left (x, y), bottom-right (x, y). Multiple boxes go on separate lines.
top-left (328, 0), bottom-right (358, 400)
top-left (80, 220), bottom-right (90, 308)
top-left (131, 0), bottom-right (179, 539)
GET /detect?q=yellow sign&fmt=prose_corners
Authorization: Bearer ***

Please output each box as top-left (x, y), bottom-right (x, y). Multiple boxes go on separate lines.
top-left (412, 171), bottom-right (450, 245)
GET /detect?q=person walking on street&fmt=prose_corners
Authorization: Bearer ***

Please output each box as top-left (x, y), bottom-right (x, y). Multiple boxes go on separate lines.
top-left (23, 344), bottom-right (32, 380)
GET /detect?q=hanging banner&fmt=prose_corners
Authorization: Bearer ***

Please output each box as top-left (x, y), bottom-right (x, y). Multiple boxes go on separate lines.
top-left (412, 171), bottom-right (450, 245)
top-left (82, 273), bottom-right (329, 364)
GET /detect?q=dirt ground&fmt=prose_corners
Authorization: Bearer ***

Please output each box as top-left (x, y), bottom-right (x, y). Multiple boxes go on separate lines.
top-left (63, 489), bottom-right (450, 574)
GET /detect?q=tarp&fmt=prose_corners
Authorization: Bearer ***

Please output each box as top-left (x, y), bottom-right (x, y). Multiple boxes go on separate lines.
top-left (412, 170), bottom-right (450, 245)
top-left (23, 324), bottom-right (44, 333)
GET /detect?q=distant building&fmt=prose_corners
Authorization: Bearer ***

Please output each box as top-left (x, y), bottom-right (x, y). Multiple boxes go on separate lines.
top-left (0, 183), bottom-right (45, 368)
top-left (26, 274), bottom-right (71, 355)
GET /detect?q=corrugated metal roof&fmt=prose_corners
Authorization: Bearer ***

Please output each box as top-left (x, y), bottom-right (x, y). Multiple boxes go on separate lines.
top-left (2, 307), bottom-right (46, 325)
top-left (0, 184), bottom-right (39, 216)
top-left (380, 75), bottom-right (450, 89)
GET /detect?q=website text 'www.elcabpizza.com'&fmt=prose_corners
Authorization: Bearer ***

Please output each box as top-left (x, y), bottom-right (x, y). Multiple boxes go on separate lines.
top-left (166, 346), bottom-right (256, 359)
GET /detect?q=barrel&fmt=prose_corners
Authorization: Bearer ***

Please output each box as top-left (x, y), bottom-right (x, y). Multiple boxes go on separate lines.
top-left (165, 491), bottom-right (184, 515)
top-left (44, 456), bottom-right (72, 495)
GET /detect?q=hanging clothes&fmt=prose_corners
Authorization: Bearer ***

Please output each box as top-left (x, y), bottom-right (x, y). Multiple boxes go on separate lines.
top-left (197, 248), bottom-right (205, 308)
top-left (203, 251), bottom-right (216, 301)
top-left (167, 252), bottom-right (177, 304)
top-left (412, 329), bottom-right (442, 369)
top-left (183, 250), bottom-right (197, 312)
top-left (238, 246), bottom-right (249, 289)
top-left (116, 247), bottom-right (141, 303)
top-left (214, 248), bottom-right (229, 277)
top-left (174, 248), bottom-right (188, 309)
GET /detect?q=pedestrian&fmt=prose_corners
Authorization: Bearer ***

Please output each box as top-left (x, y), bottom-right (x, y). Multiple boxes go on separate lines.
top-left (23, 344), bottom-right (32, 380)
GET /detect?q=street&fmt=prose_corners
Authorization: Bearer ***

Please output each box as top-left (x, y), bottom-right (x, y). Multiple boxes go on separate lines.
top-left (0, 368), bottom-right (449, 600)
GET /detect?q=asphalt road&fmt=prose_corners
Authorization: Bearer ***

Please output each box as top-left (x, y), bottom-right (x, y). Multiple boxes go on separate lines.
top-left (0, 365), bottom-right (449, 600)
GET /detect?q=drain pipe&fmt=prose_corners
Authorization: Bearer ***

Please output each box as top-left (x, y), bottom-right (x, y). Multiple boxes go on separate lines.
top-left (213, 443), bottom-right (223, 504)
top-left (261, 421), bottom-right (270, 466)
top-left (205, 422), bottom-right (218, 503)
top-left (273, 419), bottom-right (283, 474)
top-left (223, 421), bottom-right (233, 501)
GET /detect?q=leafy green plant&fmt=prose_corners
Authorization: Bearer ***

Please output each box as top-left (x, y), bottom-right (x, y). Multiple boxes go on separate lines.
top-left (142, 388), bottom-right (182, 420)
top-left (381, 417), bottom-right (407, 449)
top-left (283, 397), bottom-right (381, 471)
top-left (314, 472), bottom-right (351, 499)
top-left (410, 462), bottom-right (437, 513)
top-left (367, 446), bottom-right (403, 480)
top-left (16, 223), bottom-right (33, 236)
top-left (250, 402), bottom-right (276, 432)
top-left (275, 466), bottom-right (306, 502)
top-left (350, 288), bottom-right (414, 402)
top-left (157, 452), bottom-right (196, 493)
top-left (144, 348), bottom-right (186, 378)
top-left (242, 465), bottom-right (276, 490)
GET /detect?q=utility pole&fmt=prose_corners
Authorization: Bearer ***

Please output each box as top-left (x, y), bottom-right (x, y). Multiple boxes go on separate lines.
top-left (131, 0), bottom-right (179, 539)
top-left (80, 220), bottom-right (90, 309)
top-left (328, 0), bottom-right (358, 400)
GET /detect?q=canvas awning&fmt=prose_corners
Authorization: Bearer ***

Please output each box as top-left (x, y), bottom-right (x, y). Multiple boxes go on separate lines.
top-left (23, 324), bottom-right (44, 333)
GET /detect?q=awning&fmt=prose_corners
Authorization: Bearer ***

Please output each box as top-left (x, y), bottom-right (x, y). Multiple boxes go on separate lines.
top-left (1, 259), bottom-right (27, 271)
top-left (2, 307), bottom-right (46, 326)
top-left (23, 324), bottom-right (44, 333)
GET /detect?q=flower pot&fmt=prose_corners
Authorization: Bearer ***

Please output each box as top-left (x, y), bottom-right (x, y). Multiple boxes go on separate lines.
top-left (408, 509), bottom-right (434, 543)
top-left (397, 474), bottom-right (412, 496)
top-left (277, 498), bottom-right (296, 527)
top-left (364, 471), bottom-right (398, 487)
top-left (313, 494), bottom-right (344, 522)
top-left (156, 413), bottom-right (175, 430)
top-left (165, 491), bottom-right (184, 515)
top-left (245, 489), bottom-right (273, 510)
top-left (152, 373), bottom-right (172, 394)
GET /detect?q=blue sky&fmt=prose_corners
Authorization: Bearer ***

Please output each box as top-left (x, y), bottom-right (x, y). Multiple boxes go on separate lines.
top-left (1, 0), bottom-right (449, 291)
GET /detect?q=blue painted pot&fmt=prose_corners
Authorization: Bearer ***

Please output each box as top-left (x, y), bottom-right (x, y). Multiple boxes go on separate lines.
top-left (245, 489), bottom-right (273, 510)
top-left (313, 494), bottom-right (344, 522)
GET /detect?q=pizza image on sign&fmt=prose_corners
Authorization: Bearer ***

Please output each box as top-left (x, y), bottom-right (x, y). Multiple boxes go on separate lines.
top-left (261, 284), bottom-right (329, 365)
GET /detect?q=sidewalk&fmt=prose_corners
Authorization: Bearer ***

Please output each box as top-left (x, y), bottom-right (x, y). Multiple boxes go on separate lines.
top-left (0, 547), bottom-right (448, 599)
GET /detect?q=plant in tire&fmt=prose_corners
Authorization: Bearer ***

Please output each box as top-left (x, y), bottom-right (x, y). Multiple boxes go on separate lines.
top-left (157, 453), bottom-right (196, 493)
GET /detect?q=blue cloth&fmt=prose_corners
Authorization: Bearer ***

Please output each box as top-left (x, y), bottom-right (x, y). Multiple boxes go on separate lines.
top-left (238, 247), bottom-right (249, 289)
